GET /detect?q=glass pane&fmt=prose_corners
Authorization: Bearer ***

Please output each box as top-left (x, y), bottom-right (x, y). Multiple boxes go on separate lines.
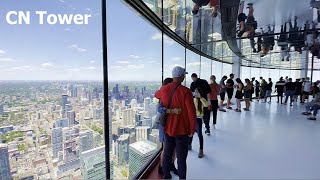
top-left (163, 0), bottom-right (186, 40)
top-left (0, 1), bottom-right (104, 179)
top-left (186, 50), bottom-right (200, 87)
top-left (200, 57), bottom-right (212, 82)
top-left (212, 61), bottom-right (222, 81)
top-left (107, 1), bottom-right (162, 179)
top-left (164, 35), bottom-right (186, 80)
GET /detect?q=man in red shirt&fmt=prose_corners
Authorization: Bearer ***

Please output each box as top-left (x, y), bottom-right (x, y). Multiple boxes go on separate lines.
top-left (155, 66), bottom-right (196, 179)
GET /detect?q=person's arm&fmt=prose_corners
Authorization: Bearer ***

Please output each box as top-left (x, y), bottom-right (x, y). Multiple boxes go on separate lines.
top-left (185, 91), bottom-right (196, 136)
top-left (200, 97), bottom-right (208, 107)
top-left (154, 87), bottom-right (162, 99)
top-left (190, 82), bottom-right (195, 92)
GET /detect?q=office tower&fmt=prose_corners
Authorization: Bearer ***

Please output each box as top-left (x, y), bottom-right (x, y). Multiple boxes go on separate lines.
top-left (52, 127), bottom-right (63, 158)
top-left (108, 103), bottom-right (112, 149)
top-left (149, 129), bottom-right (160, 148)
top-left (81, 146), bottom-right (106, 180)
top-left (66, 111), bottom-right (76, 125)
top-left (129, 140), bottom-right (157, 179)
top-left (116, 134), bottom-right (130, 165)
top-left (63, 139), bottom-right (77, 162)
top-left (93, 108), bottom-right (103, 119)
top-left (54, 118), bottom-right (69, 128)
top-left (79, 130), bottom-right (94, 153)
top-left (0, 104), bottom-right (4, 116)
top-left (0, 144), bottom-right (11, 180)
top-left (135, 126), bottom-right (150, 141)
top-left (122, 109), bottom-right (135, 127)
top-left (61, 95), bottom-right (68, 114)
top-left (144, 97), bottom-right (151, 110)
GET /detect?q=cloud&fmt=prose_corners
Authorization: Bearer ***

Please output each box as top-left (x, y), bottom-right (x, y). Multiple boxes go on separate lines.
top-left (41, 63), bottom-right (54, 68)
top-left (129, 55), bottom-right (141, 59)
top-left (187, 62), bottom-right (201, 67)
top-left (117, 61), bottom-right (130, 64)
top-left (0, 58), bottom-right (15, 62)
top-left (90, 60), bottom-right (95, 64)
top-left (68, 44), bottom-right (87, 52)
top-left (66, 68), bottom-right (81, 72)
top-left (10, 66), bottom-right (33, 71)
top-left (85, 66), bottom-right (96, 70)
top-left (110, 65), bottom-right (121, 71)
top-left (0, 50), bottom-right (6, 54)
top-left (128, 64), bottom-right (144, 69)
top-left (85, 8), bottom-right (92, 11)
top-left (172, 57), bottom-right (182, 61)
top-left (59, 0), bottom-right (65, 3)
top-left (151, 33), bottom-right (174, 45)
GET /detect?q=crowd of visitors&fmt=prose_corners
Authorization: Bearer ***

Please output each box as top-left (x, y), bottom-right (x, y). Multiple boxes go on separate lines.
top-left (155, 66), bottom-right (320, 179)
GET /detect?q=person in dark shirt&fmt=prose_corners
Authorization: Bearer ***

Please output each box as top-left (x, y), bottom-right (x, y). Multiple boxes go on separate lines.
top-left (275, 77), bottom-right (286, 104)
top-left (255, 80), bottom-right (260, 100)
top-left (294, 79), bottom-right (302, 102)
top-left (251, 77), bottom-right (255, 100)
top-left (226, 73), bottom-right (235, 109)
top-left (265, 78), bottom-right (273, 103)
top-left (284, 78), bottom-right (296, 106)
top-left (190, 73), bottom-right (211, 135)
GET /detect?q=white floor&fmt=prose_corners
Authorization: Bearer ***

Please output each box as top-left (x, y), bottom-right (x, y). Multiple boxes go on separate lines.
top-left (173, 99), bottom-right (320, 179)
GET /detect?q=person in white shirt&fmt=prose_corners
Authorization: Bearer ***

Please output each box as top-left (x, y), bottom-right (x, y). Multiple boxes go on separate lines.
top-left (302, 77), bottom-right (312, 103)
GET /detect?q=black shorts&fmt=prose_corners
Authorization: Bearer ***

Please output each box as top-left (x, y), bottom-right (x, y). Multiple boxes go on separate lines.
top-left (303, 91), bottom-right (310, 95)
top-left (246, 16), bottom-right (257, 29)
top-left (226, 89), bottom-right (234, 99)
top-left (220, 92), bottom-right (226, 101)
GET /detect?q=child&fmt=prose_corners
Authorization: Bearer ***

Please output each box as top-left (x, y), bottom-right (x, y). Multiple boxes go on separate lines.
top-left (189, 88), bottom-right (208, 158)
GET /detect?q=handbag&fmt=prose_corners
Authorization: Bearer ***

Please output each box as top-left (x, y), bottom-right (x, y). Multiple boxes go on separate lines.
top-left (158, 84), bottom-right (180, 127)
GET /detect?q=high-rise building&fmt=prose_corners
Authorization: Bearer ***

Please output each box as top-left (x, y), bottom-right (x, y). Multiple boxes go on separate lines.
top-left (93, 108), bottom-right (103, 119)
top-left (66, 111), bottom-right (76, 125)
top-left (135, 126), bottom-right (150, 141)
top-left (52, 127), bottom-right (63, 159)
top-left (79, 130), bottom-right (94, 153)
top-left (116, 134), bottom-right (130, 165)
top-left (122, 109), bottom-right (135, 127)
top-left (54, 119), bottom-right (69, 128)
top-left (144, 97), bottom-right (151, 110)
top-left (0, 104), bottom-right (4, 116)
top-left (0, 144), bottom-right (11, 180)
top-left (129, 140), bottom-right (157, 179)
top-left (81, 146), bottom-right (106, 180)
top-left (63, 139), bottom-right (77, 162)
top-left (61, 95), bottom-right (68, 115)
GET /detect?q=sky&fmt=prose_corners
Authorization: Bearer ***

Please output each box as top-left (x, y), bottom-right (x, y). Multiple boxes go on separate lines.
top-left (0, 0), bottom-right (314, 81)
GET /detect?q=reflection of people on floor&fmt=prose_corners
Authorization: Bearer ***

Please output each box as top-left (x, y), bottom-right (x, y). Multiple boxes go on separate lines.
top-left (277, 23), bottom-right (290, 61)
top-left (192, 0), bottom-right (220, 17)
top-left (237, 1), bottom-right (257, 38)
top-left (260, 25), bottom-right (275, 57)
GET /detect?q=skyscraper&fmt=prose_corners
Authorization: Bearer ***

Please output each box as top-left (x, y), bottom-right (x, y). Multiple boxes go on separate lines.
top-left (66, 111), bottom-right (76, 125)
top-left (52, 127), bottom-right (63, 159)
top-left (135, 126), bottom-right (150, 141)
top-left (116, 134), bottom-right (130, 165)
top-left (0, 144), bottom-right (11, 180)
top-left (122, 109), bottom-right (135, 127)
top-left (54, 118), bottom-right (69, 128)
top-left (81, 146), bottom-right (106, 180)
top-left (129, 140), bottom-right (157, 179)
top-left (79, 130), bottom-right (94, 153)
top-left (61, 95), bottom-right (68, 115)
top-left (144, 97), bottom-right (151, 110)
top-left (0, 104), bottom-right (4, 116)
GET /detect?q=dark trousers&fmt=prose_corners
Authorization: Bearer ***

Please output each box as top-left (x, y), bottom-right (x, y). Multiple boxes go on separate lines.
top-left (210, 100), bottom-right (218, 125)
top-left (188, 118), bottom-right (204, 150)
top-left (285, 90), bottom-right (295, 104)
top-left (277, 92), bottom-right (283, 103)
top-left (163, 134), bottom-right (189, 179)
top-left (203, 107), bottom-right (210, 130)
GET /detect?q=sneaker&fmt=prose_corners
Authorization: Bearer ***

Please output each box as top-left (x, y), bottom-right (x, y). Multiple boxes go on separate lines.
top-left (290, 104), bottom-right (293, 106)
top-left (212, 124), bottom-right (216, 129)
top-left (308, 117), bottom-right (316, 120)
top-left (243, 108), bottom-right (249, 111)
top-left (268, 101), bottom-right (271, 103)
top-left (302, 112), bottom-right (312, 115)
top-left (188, 145), bottom-right (192, 151)
top-left (198, 149), bottom-right (204, 158)
top-left (205, 129), bottom-right (210, 135)
top-left (219, 109), bottom-right (226, 112)
top-left (158, 165), bottom-right (163, 175)
top-left (227, 107), bottom-right (233, 110)
top-left (170, 163), bottom-right (178, 175)
top-left (235, 109), bottom-right (241, 112)
top-left (277, 101), bottom-right (279, 103)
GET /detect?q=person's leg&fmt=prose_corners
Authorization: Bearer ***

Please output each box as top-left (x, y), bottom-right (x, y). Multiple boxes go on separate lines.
top-left (159, 143), bottom-right (164, 174)
top-left (277, 95), bottom-right (280, 102)
top-left (203, 107), bottom-right (210, 131)
top-left (248, 3), bottom-right (254, 17)
top-left (212, 100), bottom-right (218, 125)
top-left (175, 135), bottom-right (189, 179)
top-left (239, 0), bottom-right (244, 14)
top-left (285, 93), bottom-right (289, 104)
top-left (313, 104), bottom-right (320, 117)
top-left (290, 91), bottom-right (294, 105)
top-left (196, 118), bottom-right (204, 153)
top-left (163, 134), bottom-right (176, 178)
top-left (280, 93), bottom-right (283, 103)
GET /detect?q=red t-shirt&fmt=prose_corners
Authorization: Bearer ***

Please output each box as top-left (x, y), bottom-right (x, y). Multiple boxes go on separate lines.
top-left (209, 83), bottom-right (220, 100)
top-left (209, 0), bottom-right (220, 7)
top-left (155, 82), bottom-right (196, 137)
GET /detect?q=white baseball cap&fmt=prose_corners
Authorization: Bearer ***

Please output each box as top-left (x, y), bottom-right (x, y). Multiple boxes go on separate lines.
top-left (172, 66), bottom-right (188, 78)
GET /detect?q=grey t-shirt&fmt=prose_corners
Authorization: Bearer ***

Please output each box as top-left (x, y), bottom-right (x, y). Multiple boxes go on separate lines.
top-left (219, 79), bottom-right (226, 93)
